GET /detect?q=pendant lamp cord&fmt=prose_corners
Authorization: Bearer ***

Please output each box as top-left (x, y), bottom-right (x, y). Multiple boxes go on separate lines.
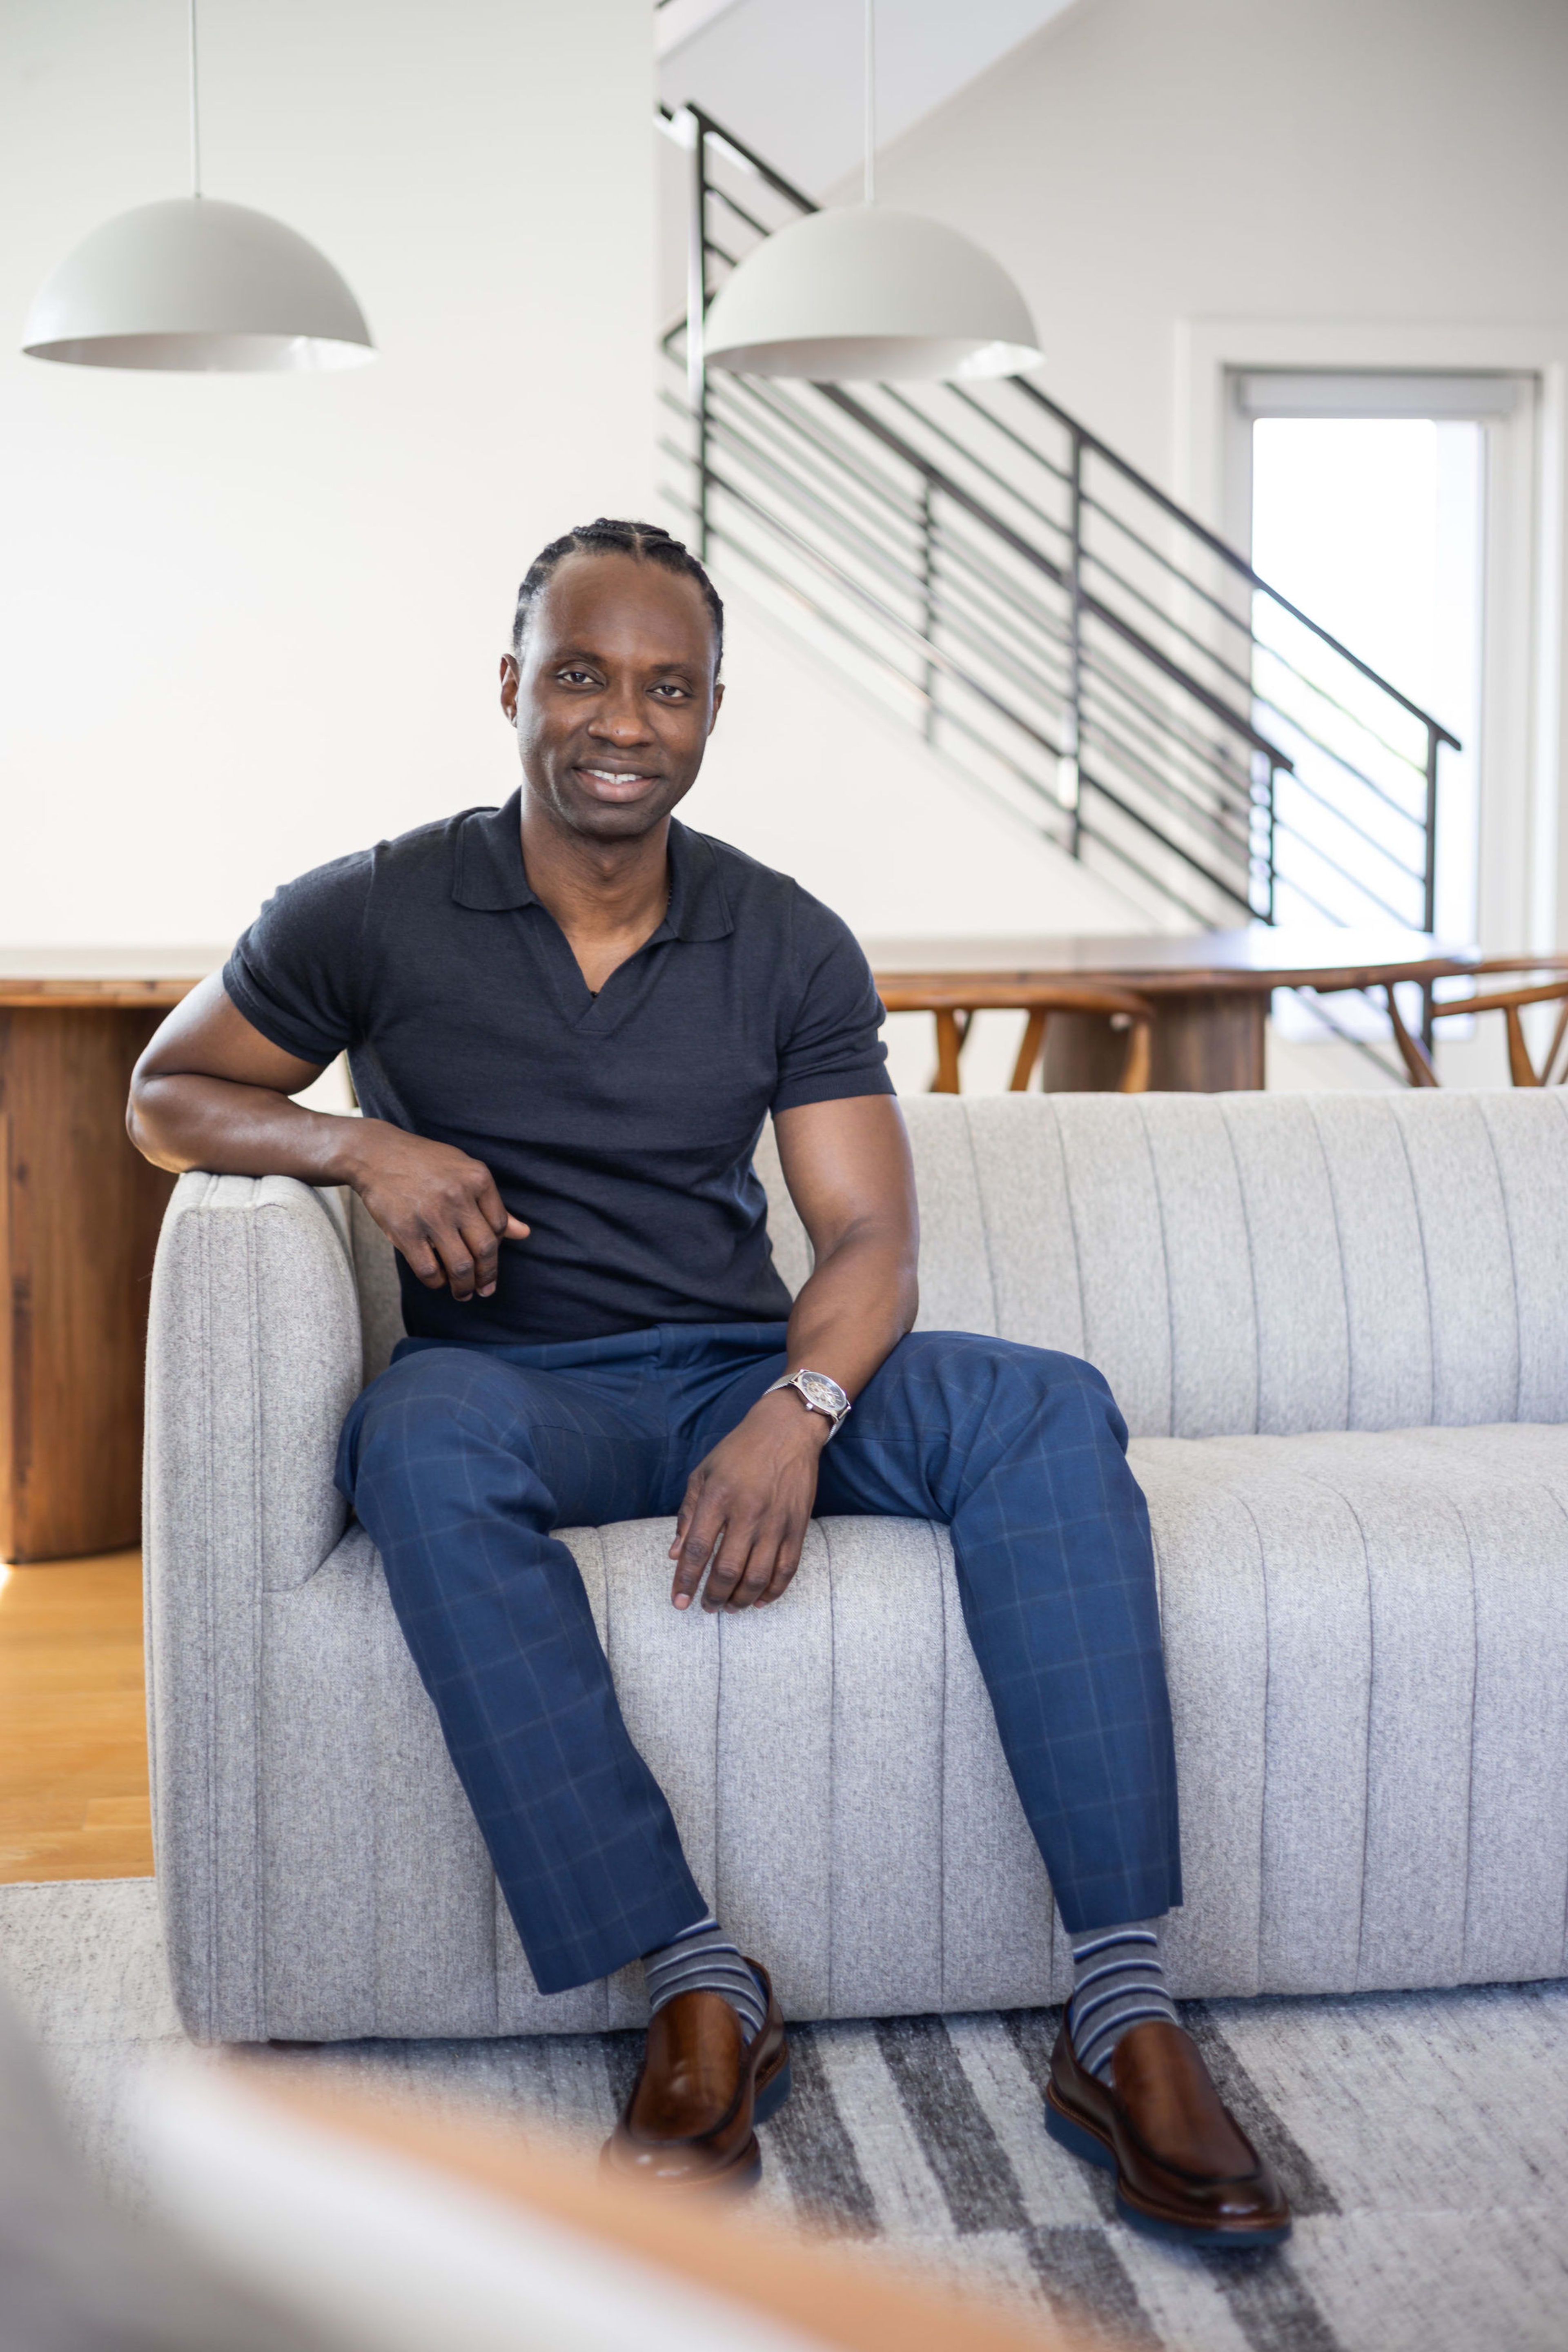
top-left (188, 0), bottom-right (202, 198)
top-left (863, 0), bottom-right (875, 204)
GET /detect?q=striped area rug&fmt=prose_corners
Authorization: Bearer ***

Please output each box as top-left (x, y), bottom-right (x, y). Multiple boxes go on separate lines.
top-left (4, 1880), bottom-right (1566, 2352)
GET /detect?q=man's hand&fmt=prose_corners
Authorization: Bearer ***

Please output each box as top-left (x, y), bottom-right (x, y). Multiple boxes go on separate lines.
top-left (127, 975), bottom-right (528, 1303)
top-left (344, 1123), bottom-right (530, 1301)
top-left (669, 1390), bottom-right (829, 1613)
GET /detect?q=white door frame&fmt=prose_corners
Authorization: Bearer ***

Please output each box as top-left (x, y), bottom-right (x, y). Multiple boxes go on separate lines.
top-left (1174, 320), bottom-right (1568, 958)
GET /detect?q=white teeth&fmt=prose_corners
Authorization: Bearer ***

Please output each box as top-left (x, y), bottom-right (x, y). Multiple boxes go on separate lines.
top-left (585, 768), bottom-right (650, 783)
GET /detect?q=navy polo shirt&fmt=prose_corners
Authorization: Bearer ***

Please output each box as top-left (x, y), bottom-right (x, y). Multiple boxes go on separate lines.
top-left (223, 790), bottom-right (893, 1348)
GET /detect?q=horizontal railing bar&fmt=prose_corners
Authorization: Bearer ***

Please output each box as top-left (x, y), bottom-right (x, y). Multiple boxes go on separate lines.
top-left (704, 464), bottom-right (1071, 760)
top-left (1079, 649), bottom-right (1257, 795)
top-left (1080, 592), bottom-right (1291, 765)
top-left (704, 181), bottom-right (774, 245)
top-left (713, 376), bottom-right (929, 541)
top-left (1012, 378), bottom-right (1461, 747)
top-left (689, 104), bottom-right (820, 215)
top-left (813, 383), bottom-right (1294, 767)
top-left (665, 478), bottom-right (1072, 817)
top-left (1081, 510), bottom-right (1439, 785)
top-left (925, 514), bottom-right (1074, 648)
top-left (698, 522), bottom-right (965, 738)
top-left (927, 540), bottom-right (1074, 682)
top-left (869, 385), bottom-right (1073, 550)
top-left (1077, 763), bottom-right (1255, 912)
top-left (1271, 815), bottom-right (1419, 924)
top-left (708, 432), bottom-right (1079, 729)
top-left (1076, 812), bottom-right (1250, 930)
top-left (1253, 693), bottom-right (1428, 827)
top-left (1270, 759), bottom-right (1428, 884)
top-left (940, 379), bottom-right (1076, 491)
top-left (700, 396), bottom-right (1085, 724)
top-left (1250, 632), bottom-right (1432, 779)
top-left (1078, 719), bottom-right (1256, 859)
top-left (1079, 704), bottom-right (1256, 835)
top-left (702, 408), bottom-right (928, 598)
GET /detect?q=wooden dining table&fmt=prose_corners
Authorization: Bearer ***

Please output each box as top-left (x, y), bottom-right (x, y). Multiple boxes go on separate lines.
top-left (866, 925), bottom-right (1483, 1094)
top-left (0, 950), bottom-right (218, 1562)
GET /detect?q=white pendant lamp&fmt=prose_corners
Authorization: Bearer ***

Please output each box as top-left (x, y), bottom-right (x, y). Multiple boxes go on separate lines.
top-left (700, 0), bottom-right (1040, 385)
top-left (22, 3), bottom-right (373, 374)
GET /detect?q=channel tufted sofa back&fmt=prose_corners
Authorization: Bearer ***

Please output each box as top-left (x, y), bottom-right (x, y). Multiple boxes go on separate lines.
top-left (755, 1090), bottom-right (1568, 1438)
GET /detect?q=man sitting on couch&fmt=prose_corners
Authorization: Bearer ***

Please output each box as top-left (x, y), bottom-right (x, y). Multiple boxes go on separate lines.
top-left (127, 519), bottom-right (1287, 2248)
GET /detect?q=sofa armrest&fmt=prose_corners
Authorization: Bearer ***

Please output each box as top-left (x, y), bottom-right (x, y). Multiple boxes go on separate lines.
top-left (143, 1172), bottom-right (365, 2041)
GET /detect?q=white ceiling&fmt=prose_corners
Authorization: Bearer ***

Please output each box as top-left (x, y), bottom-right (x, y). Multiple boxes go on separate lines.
top-left (657, 0), bottom-right (1083, 196)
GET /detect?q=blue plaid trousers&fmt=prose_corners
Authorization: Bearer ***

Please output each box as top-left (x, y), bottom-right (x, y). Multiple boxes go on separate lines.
top-left (336, 1323), bottom-right (1182, 1995)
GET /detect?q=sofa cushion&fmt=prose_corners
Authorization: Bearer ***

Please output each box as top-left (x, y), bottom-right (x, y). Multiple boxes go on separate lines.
top-left (190, 1423), bottom-right (1568, 2041)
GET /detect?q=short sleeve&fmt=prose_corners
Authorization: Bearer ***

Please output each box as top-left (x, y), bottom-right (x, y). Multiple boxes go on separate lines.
top-left (222, 850), bottom-right (373, 1066)
top-left (771, 900), bottom-right (894, 1114)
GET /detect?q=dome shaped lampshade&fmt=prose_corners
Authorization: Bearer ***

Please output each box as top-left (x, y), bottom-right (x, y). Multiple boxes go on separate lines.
top-left (701, 204), bottom-right (1041, 384)
top-left (22, 196), bottom-right (374, 372)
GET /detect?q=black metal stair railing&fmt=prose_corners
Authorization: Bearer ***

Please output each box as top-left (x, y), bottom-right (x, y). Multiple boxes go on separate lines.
top-left (657, 104), bottom-right (1461, 935)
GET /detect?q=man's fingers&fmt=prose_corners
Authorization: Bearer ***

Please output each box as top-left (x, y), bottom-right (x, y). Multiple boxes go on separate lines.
top-left (431, 1223), bottom-right (481, 1301)
top-left (446, 1214), bottom-right (496, 1307)
top-left (760, 1529), bottom-right (806, 1607)
top-left (473, 1171), bottom-right (511, 1236)
top-left (668, 1481), bottom-right (699, 1563)
top-left (401, 1232), bottom-right (448, 1290)
top-left (670, 1490), bottom-right (722, 1608)
top-left (725, 1518), bottom-right (792, 1611)
top-left (467, 1167), bottom-right (530, 1262)
top-left (702, 1515), bottom-right (763, 1611)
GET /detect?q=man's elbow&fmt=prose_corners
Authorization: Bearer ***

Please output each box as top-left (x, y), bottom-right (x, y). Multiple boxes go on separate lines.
top-left (126, 1069), bottom-right (186, 1173)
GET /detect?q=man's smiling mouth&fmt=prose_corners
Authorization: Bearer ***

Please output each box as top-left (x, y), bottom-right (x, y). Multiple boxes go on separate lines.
top-left (577, 764), bottom-right (660, 794)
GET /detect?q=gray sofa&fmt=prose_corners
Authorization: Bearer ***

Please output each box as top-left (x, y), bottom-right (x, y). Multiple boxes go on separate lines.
top-left (144, 1090), bottom-right (1568, 2045)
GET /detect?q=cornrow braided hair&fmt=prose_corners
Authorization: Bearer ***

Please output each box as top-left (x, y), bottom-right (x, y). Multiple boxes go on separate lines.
top-left (510, 518), bottom-right (725, 673)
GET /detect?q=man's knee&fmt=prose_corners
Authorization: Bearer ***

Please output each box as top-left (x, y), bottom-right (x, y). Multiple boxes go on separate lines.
top-left (895, 1329), bottom-right (1114, 1405)
top-left (338, 1346), bottom-right (535, 1498)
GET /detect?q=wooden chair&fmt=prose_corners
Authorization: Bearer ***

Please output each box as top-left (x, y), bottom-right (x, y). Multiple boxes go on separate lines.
top-left (1348, 962), bottom-right (1568, 1087)
top-left (876, 978), bottom-right (1155, 1094)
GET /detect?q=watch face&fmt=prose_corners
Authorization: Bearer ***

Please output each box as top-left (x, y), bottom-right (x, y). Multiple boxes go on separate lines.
top-left (797, 1371), bottom-right (847, 1415)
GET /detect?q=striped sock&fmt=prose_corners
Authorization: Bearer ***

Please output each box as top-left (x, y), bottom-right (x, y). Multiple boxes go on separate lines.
top-left (642, 1914), bottom-right (766, 2046)
top-left (1068, 1919), bottom-right (1179, 2082)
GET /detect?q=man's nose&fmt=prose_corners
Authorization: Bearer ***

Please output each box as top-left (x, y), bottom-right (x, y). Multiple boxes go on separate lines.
top-left (588, 690), bottom-right (651, 741)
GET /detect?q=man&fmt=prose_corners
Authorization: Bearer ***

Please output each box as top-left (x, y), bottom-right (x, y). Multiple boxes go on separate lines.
top-left (129, 519), bottom-right (1287, 2246)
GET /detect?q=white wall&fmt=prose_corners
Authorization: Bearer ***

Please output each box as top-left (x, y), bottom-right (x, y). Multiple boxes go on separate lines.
top-left (0, 0), bottom-right (654, 949)
top-left (868, 0), bottom-right (1568, 486)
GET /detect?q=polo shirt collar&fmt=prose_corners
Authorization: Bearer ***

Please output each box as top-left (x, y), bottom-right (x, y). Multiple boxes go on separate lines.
top-left (453, 793), bottom-right (733, 942)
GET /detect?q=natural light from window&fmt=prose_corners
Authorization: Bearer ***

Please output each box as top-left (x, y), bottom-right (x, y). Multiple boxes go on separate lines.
top-left (1251, 416), bottom-right (1483, 949)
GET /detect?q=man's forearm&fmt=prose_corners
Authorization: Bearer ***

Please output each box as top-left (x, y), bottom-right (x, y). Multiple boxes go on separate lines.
top-left (780, 1225), bottom-right (917, 1401)
top-left (129, 1071), bottom-right (366, 1184)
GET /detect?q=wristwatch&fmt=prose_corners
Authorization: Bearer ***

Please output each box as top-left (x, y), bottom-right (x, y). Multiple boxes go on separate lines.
top-left (763, 1367), bottom-right (852, 1439)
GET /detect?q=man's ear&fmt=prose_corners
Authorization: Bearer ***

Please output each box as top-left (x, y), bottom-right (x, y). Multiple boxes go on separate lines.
top-left (499, 652), bottom-right (520, 722)
top-left (707, 679), bottom-right (724, 734)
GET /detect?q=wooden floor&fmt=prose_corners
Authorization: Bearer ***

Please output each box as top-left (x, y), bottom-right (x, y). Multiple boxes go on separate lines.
top-left (0, 1549), bottom-right (153, 1882)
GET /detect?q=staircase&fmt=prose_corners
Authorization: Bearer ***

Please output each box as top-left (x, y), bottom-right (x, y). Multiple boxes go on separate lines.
top-left (657, 106), bottom-right (1459, 939)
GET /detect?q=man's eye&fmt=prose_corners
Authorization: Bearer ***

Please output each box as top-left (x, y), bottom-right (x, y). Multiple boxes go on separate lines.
top-left (558, 669), bottom-right (597, 686)
top-left (652, 682), bottom-right (690, 700)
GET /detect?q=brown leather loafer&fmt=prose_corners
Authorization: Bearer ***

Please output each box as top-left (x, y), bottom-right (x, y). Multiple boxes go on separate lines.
top-left (602, 1958), bottom-right (790, 2194)
top-left (1046, 2017), bottom-right (1291, 2248)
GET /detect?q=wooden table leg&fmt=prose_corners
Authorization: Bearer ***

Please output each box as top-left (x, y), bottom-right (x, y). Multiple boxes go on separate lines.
top-left (1040, 1010), bottom-right (1132, 1091)
top-left (1146, 991), bottom-right (1266, 1091)
top-left (0, 1009), bottom-right (175, 1563)
top-left (1042, 991), bottom-right (1267, 1093)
